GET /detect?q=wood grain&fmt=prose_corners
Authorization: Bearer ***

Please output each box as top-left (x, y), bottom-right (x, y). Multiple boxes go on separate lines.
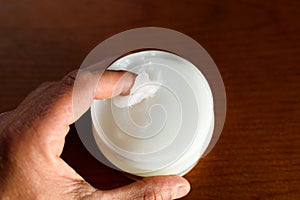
top-left (0, 0), bottom-right (299, 199)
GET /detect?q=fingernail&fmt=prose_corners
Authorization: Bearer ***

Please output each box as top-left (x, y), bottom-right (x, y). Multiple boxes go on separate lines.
top-left (173, 185), bottom-right (189, 199)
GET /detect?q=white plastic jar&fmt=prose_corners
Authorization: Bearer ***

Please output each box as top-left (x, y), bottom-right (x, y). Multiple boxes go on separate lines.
top-left (91, 50), bottom-right (214, 177)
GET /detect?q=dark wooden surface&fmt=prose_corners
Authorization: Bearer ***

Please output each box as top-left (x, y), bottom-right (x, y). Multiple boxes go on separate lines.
top-left (1, 0), bottom-right (299, 199)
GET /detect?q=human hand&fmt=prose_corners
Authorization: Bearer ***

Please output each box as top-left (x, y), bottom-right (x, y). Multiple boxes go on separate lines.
top-left (0, 70), bottom-right (190, 199)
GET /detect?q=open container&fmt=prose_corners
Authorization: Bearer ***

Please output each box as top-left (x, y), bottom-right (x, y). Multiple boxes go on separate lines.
top-left (74, 28), bottom-right (226, 177)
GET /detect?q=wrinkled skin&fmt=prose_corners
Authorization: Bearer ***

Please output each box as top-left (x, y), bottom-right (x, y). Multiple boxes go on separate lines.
top-left (0, 70), bottom-right (190, 200)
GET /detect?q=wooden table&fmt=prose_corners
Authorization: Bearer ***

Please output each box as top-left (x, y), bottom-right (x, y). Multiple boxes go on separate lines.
top-left (1, 0), bottom-right (299, 199)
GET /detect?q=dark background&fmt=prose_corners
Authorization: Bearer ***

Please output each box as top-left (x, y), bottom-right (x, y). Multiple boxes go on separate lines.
top-left (0, 0), bottom-right (299, 199)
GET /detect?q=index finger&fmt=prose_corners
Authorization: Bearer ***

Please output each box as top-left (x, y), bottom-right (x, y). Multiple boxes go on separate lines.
top-left (9, 69), bottom-right (136, 158)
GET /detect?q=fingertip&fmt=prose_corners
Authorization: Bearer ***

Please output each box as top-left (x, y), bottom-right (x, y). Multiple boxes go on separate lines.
top-left (118, 71), bottom-right (137, 96)
top-left (95, 70), bottom-right (137, 99)
top-left (173, 177), bottom-right (191, 199)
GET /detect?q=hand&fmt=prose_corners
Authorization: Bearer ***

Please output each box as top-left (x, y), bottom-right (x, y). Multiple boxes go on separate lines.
top-left (0, 70), bottom-right (190, 200)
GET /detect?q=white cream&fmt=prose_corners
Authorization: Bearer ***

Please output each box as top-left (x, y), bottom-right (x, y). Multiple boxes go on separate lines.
top-left (112, 71), bottom-right (160, 108)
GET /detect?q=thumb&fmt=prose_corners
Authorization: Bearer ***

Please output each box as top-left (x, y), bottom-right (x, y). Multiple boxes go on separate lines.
top-left (97, 175), bottom-right (190, 200)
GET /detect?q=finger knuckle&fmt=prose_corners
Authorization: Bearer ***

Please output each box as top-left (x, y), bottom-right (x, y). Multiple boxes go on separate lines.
top-left (62, 70), bottom-right (78, 87)
top-left (0, 111), bottom-right (12, 125)
top-left (139, 180), bottom-right (168, 200)
top-left (143, 190), bottom-right (165, 200)
top-left (3, 118), bottom-right (23, 136)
